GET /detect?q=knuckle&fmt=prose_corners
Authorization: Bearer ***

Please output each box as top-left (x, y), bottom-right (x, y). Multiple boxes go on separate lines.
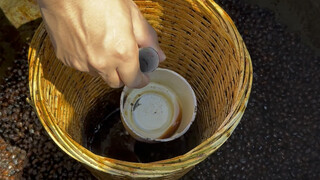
top-left (71, 61), bottom-right (88, 72)
top-left (113, 42), bottom-right (137, 62)
top-left (90, 59), bottom-right (109, 70)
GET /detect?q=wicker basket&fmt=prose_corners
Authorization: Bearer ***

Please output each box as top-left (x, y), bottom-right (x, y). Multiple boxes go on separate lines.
top-left (28, 0), bottom-right (252, 179)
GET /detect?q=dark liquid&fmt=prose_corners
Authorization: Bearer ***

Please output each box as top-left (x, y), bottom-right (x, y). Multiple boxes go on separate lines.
top-left (82, 90), bottom-right (196, 163)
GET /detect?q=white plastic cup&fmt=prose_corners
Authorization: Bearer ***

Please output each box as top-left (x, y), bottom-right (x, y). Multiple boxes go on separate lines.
top-left (120, 68), bottom-right (197, 143)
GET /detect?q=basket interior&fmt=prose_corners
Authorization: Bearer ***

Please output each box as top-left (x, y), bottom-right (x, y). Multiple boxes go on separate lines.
top-left (37, 0), bottom-right (241, 159)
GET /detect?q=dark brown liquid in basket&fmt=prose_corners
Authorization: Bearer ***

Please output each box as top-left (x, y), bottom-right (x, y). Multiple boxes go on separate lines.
top-left (82, 90), bottom-right (196, 163)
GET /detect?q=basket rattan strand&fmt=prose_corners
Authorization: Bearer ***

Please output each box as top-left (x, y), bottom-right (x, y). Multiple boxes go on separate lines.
top-left (28, 0), bottom-right (252, 179)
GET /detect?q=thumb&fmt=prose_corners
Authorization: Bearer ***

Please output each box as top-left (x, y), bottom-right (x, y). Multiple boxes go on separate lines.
top-left (131, 7), bottom-right (166, 62)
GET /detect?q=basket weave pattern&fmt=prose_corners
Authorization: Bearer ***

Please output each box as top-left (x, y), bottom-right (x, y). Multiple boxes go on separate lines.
top-left (28, 0), bottom-right (252, 179)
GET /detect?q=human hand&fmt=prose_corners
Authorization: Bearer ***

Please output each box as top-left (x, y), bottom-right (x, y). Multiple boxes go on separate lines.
top-left (38, 0), bottom-right (166, 88)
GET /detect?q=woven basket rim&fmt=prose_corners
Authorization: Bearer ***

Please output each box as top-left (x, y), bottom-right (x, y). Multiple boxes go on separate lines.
top-left (28, 0), bottom-right (253, 177)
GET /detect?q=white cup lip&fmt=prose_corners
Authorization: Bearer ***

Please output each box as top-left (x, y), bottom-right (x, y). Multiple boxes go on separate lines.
top-left (120, 68), bottom-right (197, 143)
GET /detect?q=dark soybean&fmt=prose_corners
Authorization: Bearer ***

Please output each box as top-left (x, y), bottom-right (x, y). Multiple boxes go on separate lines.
top-left (0, 46), bottom-right (94, 179)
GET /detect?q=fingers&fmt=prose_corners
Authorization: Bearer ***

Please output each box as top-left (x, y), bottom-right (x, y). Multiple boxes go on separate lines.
top-left (141, 23), bottom-right (166, 62)
top-left (98, 70), bottom-right (124, 88)
top-left (118, 65), bottom-right (149, 88)
top-left (98, 3), bottom-right (149, 89)
top-left (116, 45), bottom-right (150, 88)
top-left (89, 30), bottom-right (148, 88)
top-left (96, 55), bottom-right (148, 89)
top-left (130, 3), bottom-right (166, 62)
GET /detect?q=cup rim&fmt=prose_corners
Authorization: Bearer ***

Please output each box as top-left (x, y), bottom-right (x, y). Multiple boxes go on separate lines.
top-left (120, 68), bottom-right (197, 142)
